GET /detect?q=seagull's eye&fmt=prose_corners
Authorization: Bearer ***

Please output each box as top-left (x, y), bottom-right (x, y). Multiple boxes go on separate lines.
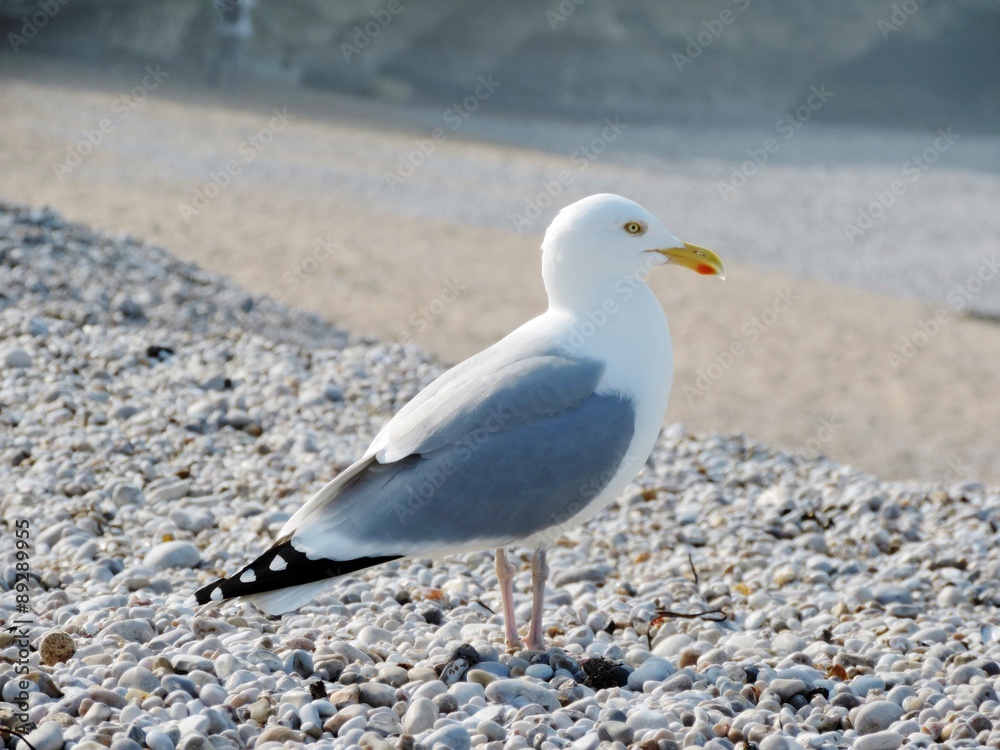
top-left (624, 221), bottom-right (646, 236)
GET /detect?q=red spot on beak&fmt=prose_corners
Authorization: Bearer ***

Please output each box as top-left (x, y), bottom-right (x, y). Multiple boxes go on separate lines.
top-left (696, 263), bottom-right (715, 275)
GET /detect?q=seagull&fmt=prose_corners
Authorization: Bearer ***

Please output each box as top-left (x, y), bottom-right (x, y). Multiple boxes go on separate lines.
top-left (195, 193), bottom-right (725, 650)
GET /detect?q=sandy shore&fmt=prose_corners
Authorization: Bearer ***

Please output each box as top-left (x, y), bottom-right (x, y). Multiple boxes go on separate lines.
top-left (1, 56), bottom-right (998, 484)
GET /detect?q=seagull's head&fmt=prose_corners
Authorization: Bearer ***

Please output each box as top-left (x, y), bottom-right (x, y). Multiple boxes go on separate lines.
top-left (542, 194), bottom-right (725, 292)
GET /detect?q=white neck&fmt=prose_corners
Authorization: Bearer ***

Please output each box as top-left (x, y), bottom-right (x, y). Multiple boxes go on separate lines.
top-left (542, 243), bottom-right (643, 312)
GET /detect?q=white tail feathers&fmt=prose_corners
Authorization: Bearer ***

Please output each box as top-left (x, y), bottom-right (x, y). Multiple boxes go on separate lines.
top-left (242, 579), bottom-right (337, 615)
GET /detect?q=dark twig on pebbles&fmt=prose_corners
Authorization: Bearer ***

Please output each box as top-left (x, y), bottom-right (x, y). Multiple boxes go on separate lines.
top-left (644, 607), bottom-right (728, 649)
top-left (0, 727), bottom-right (39, 750)
top-left (653, 608), bottom-right (727, 622)
top-left (687, 552), bottom-right (699, 585)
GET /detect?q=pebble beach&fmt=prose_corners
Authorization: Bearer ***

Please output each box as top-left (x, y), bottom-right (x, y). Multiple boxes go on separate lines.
top-left (3, 201), bottom-right (1000, 750)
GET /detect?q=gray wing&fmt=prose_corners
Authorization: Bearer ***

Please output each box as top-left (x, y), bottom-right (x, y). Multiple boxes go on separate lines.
top-left (286, 352), bottom-right (637, 556)
top-left (373, 353), bottom-right (607, 459)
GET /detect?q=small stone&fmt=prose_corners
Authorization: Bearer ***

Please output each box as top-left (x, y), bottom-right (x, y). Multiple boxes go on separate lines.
top-left (485, 678), bottom-right (559, 712)
top-left (100, 619), bottom-right (156, 643)
top-left (15, 722), bottom-right (63, 750)
top-left (477, 719), bottom-right (506, 742)
top-left (433, 692), bottom-right (458, 714)
top-left (144, 729), bottom-right (175, 750)
top-left (660, 672), bottom-right (693, 692)
top-left (203, 373), bottom-right (228, 391)
top-left (403, 696), bottom-right (437, 734)
top-left (110, 404), bottom-right (140, 420)
top-left (653, 633), bottom-right (694, 658)
top-left (449, 682), bottom-right (485, 706)
top-left (598, 721), bottom-right (634, 744)
top-left (161, 674), bottom-right (197, 696)
top-left (358, 681), bottom-right (397, 708)
top-left (525, 663), bottom-right (554, 681)
top-left (4, 348), bottom-right (32, 368)
top-left (627, 710), bottom-right (671, 731)
top-left (771, 632), bottom-right (807, 655)
top-left (770, 678), bottom-right (807, 701)
top-left (854, 700), bottom-right (905, 734)
top-left (873, 584), bottom-right (912, 605)
top-left (29, 670), bottom-right (61, 698)
top-left (759, 735), bottom-right (795, 750)
top-left (284, 649), bottom-right (314, 678)
top-left (972, 658), bottom-right (1000, 676)
top-left (474, 661), bottom-right (511, 678)
top-left (256, 726), bottom-right (303, 743)
top-left (422, 725), bottom-right (471, 750)
top-left (112, 483), bottom-right (144, 506)
top-left (357, 624), bottom-right (392, 645)
top-left (249, 698), bottom-right (272, 724)
top-left (328, 684), bottom-right (360, 705)
top-left (677, 647), bottom-right (702, 668)
top-left (328, 641), bottom-right (373, 665)
top-left (119, 666), bottom-right (160, 693)
top-left (949, 664), bottom-right (985, 685)
top-left (440, 657), bottom-right (471, 685)
top-left (82, 701), bottom-right (112, 725)
top-left (3, 678), bottom-right (35, 702)
top-left (145, 479), bottom-right (192, 504)
top-left (115, 295), bottom-right (144, 318)
top-left (177, 715), bottom-right (209, 736)
top-left (913, 627), bottom-right (948, 645)
top-left (38, 631), bottom-right (75, 666)
top-left (553, 566), bottom-right (608, 586)
top-left (357, 732), bottom-right (394, 750)
top-left (773, 566), bottom-right (797, 586)
top-left (171, 655), bottom-right (214, 674)
top-left (851, 674), bottom-right (885, 697)
top-left (467, 669), bottom-right (500, 687)
top-left (421, 608), bottom-right (444, 625)
top-left (377, 664), bottom-right (409, 687)
top-left (86, 686), bottom-right (127, 709)
top-left (853, 731), bottom-right (904, 750)
top-left (887, 603), bottom-right (920, 618)
top-left (144, 541), bottom-right (201, 571)
top-left (27, 317), bottom-right (48, 336)
top-left (831, 692), bottom-right (862, 710)
top-left (627, 657), bottom-right (675, 691)
top-left (190, 617), bottom-right (236, 637)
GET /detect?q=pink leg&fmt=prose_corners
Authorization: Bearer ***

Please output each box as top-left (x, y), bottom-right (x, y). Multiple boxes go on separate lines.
top-left (525, 546), bottom-right (549, 651)
top-left (495, 548), bottom-right (522, 650)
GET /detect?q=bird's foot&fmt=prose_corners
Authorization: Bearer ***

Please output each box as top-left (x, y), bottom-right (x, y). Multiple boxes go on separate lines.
top-left (524, 635), bottom-right (545, 652)
top-left (504, 634), bottom-right (524, 652)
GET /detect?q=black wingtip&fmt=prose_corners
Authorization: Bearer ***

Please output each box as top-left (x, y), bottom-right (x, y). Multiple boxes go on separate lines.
top-left (193, 536), bottom-right (402, 604)
top-left (194, 577), bottom-right (227, 605)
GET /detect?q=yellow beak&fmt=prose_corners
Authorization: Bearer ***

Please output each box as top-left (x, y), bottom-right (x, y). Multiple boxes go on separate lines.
top-left (656, 242), bottom-right (726, 280)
